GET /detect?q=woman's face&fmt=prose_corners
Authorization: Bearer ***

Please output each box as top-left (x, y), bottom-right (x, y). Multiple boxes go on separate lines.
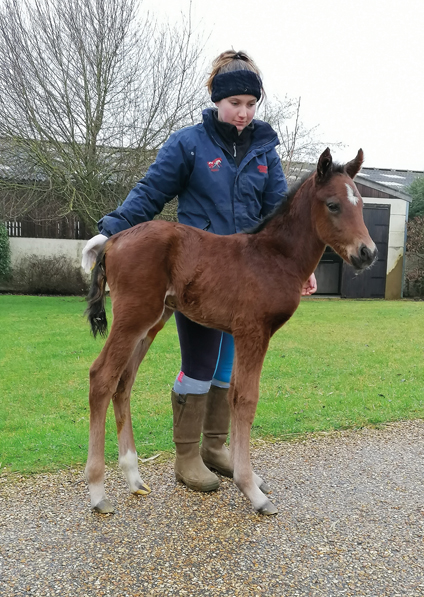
top-left (215, 95), bottom-right (257, 132)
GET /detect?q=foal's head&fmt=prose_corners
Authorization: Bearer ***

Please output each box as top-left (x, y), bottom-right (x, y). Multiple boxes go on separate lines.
top-left (312, 148), bottom-right (377, 269)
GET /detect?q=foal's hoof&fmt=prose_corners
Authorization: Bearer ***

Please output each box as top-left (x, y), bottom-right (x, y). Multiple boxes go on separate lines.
top-left (93, 499), bottom-right (115, 514)
top-left (259, 481), bottom-right (271, 494)
top-left (257, 500), bottom-right (278, 516)
top-left (133, 482), bottom-right (151, 496)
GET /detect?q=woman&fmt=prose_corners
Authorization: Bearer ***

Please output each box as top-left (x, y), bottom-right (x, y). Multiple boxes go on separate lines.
top-left (82, 50), bottom-right (317, 493)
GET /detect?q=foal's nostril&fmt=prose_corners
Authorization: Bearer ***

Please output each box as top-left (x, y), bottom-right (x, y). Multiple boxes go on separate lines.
top-left (360, 245), bottom-right (370, 260)
top-left (360, 244), bottom-right (377, 265)
top-left (351, 244), bottom-right (378, 270)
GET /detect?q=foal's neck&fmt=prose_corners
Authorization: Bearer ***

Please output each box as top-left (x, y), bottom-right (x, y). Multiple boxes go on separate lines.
top-left (257, 178), bottom-right (325, 281)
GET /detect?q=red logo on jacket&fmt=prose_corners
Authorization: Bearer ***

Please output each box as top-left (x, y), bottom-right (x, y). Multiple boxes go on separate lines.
top-left (257, 165), bottom-right (268, 173)
top-left (208, 158), bottom-right (223, 172)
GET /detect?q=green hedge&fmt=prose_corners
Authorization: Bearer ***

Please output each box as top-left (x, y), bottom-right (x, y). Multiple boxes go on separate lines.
top-left (0, 223), bottom-right (12, 280)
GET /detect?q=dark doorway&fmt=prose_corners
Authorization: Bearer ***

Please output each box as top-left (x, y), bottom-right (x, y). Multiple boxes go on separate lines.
top-left (315, 247), bottom-right (343, 295)
top-left (315, 204), bottom-right (390, 298)
top-left (341, 204), bottom-right (390, 298)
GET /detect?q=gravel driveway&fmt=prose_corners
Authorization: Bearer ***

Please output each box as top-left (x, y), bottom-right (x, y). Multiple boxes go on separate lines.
top-left (1, 420), bottom-right (424, 596)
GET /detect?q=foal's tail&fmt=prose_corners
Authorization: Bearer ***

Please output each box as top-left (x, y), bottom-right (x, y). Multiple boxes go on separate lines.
top-left (85, 250), bottom-right (108, 338)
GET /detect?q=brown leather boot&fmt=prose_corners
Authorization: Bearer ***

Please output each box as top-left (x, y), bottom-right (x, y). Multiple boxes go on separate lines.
top-left (171, 391), bottom-right (219, 492)
top-left (200, 385), bottom-right (233, 478)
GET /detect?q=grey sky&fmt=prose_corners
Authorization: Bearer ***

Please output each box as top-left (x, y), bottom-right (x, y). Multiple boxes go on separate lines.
top-left (142, 0), bottom-right (424, 171)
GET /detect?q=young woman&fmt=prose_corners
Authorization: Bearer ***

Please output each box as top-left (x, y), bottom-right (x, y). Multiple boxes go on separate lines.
top-left (82, 50), bottom-right (317, 494)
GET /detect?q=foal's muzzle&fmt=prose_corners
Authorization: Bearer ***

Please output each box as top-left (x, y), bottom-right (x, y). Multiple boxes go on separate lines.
top-left (350, 244), bottom-right (378, 270)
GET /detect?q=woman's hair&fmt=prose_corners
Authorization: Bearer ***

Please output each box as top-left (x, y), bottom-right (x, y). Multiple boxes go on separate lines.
top-left (206, 50), bottom-right (265, 102)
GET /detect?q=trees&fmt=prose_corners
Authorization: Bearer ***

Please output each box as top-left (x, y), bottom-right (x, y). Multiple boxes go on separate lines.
top-left (407, 176), bottom-right (424, 219)
top-left (406, 177), bottom-right (424, 295)
top-left (404, 177), bottom-right (424, 295)
top-left (261, 96), bottom-right (340, 180)
top-left (0, 0), bottom-right (328, 233)
top-left (0, 0), bottom-right (207, 231)
top-left (405, 215), bottom-right (424, 296)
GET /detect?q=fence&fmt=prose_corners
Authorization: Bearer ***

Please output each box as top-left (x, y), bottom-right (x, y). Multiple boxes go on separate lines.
top-left (5, 216), bottom-right (91, 240)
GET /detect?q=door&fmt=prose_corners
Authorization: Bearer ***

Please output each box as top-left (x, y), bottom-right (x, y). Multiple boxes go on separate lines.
top-left (340, 204), bottom-right (390, 298)
top-left (315, 246), bottom-right (343, 295)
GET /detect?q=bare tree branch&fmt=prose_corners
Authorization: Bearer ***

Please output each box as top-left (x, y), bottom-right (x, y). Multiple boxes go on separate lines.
top-left (261, 96), bottom-right (343, 181)
top-left (0, 0), bottom-right (207, 230)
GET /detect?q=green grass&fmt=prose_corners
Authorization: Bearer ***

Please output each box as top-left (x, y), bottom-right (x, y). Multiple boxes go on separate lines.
top-left (1, 295), bottom-right (423, 474)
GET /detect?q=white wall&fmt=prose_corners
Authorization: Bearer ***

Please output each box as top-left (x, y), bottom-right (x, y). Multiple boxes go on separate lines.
top-left (9, 237), bottom-right (88, 269)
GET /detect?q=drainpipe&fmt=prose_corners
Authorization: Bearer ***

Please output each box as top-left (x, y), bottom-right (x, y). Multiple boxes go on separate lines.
top-left (401, 201), bottom-right (410, 299)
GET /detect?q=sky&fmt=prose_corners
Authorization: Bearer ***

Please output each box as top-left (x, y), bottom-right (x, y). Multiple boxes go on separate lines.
top-left (141, 0), bottom-right (424, 171)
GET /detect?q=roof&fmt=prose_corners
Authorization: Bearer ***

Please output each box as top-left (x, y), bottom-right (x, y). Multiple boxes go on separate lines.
top-left (359, 167), bottom-right (423, 192)
top-left (286, 163), bottom-right (422, 203)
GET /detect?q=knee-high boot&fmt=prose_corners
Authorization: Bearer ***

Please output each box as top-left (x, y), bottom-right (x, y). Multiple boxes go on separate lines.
top-left (171, 390), bottom-right (219, 492)
top-left (200, 385), bottom-right (233, 478)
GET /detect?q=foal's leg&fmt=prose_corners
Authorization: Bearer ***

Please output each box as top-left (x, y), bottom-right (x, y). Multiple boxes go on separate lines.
top-left (85, 305), bottom-right (167, 513)
top-left (228, 363), bottom-right (269, 494)
top-left (113, 309), bottom-right (174, 496)
top-left (229, 337), bottom-right (277, 515)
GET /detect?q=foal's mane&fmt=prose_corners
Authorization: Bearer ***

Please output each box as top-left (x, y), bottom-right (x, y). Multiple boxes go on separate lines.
top-left (247, 161), bottom-right (347, 235)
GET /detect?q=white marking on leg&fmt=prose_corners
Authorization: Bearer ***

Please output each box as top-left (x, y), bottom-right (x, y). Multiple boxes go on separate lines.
top-left (119, 449), bottom-right (147, 493)
top-left (89, 481), bottom-right (107, 508)
top-left (252, 472), bottom-right (264, 487)
top-left (346, 183), bottom-right (359, 205)
top-left (235, 471), bottom-right (270, 511)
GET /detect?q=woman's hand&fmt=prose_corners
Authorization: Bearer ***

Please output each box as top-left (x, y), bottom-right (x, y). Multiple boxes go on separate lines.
top-left (81, 234), bottom-right (108, 273)
top-left (301, 273), bottom-right (317, 296)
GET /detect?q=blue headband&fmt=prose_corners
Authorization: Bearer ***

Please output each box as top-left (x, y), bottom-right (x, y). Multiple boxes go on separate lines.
top-left (211, 70), bottom-right (262, 102)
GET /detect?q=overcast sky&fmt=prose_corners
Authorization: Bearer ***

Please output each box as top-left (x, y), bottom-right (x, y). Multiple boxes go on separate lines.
top-left (142, 0), bottom-right (423, 171)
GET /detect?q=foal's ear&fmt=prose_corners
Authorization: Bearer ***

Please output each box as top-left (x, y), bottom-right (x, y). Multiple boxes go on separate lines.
top-left (345, 149), bottom-right (364, 179)
top-left (316, 147), bottom-right (333, 182)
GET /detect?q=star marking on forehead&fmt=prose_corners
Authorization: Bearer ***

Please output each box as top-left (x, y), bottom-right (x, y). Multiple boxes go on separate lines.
top-left (346, 183), bottom-right (359, 206)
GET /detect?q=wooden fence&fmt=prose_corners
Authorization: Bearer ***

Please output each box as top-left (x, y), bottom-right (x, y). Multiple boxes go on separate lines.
top-left (6, 216), bottom-right (91, 240)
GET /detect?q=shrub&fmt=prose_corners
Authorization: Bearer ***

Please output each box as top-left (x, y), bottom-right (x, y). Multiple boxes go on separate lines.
top-left (0, 222), bottom-right (12, 281)
top-left (408, 176), bottom-right (424, 219)
top-left (12, 254), bottom-right (89, 295)
top-left (405, 216), bottom-right (424, 297)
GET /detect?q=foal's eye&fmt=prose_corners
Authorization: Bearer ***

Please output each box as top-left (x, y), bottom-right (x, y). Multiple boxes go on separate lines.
top-left (327, 202), bottom-right (340, 213)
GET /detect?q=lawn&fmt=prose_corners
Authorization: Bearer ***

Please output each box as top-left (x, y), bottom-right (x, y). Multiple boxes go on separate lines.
top-left (1, 295), bottom-right (423, 473)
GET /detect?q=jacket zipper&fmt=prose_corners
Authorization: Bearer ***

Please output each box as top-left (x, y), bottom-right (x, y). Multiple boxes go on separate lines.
top-left (233, 143), bottom-right (237, 158)
top-left (210, 131), bottom-right (275, 172)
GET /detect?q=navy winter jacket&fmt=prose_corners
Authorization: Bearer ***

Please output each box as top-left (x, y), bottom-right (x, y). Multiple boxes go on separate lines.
top-left (98, 108), bottom-right (288, 237)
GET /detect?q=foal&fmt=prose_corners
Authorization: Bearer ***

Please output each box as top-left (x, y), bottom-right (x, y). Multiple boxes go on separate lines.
top-left (85, 148), bottom-right (376, 515)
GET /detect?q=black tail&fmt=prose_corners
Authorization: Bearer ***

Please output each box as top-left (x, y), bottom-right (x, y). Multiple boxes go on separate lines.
top-left (85, 250), bottom-right (108, 338)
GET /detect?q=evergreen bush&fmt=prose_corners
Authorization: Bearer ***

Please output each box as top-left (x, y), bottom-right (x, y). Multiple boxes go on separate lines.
top-left (0, 223), bottom-right (12, 280)
top-left (405, 216), bottom-right (424, 297)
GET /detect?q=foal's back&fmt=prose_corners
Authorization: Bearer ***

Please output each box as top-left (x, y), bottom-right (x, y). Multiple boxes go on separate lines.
top-left (104, 219), bottom-right (301, 336)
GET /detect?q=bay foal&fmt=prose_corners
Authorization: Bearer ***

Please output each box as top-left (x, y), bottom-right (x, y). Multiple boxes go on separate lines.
top-left (85, 148), bottom-right (376, 515)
